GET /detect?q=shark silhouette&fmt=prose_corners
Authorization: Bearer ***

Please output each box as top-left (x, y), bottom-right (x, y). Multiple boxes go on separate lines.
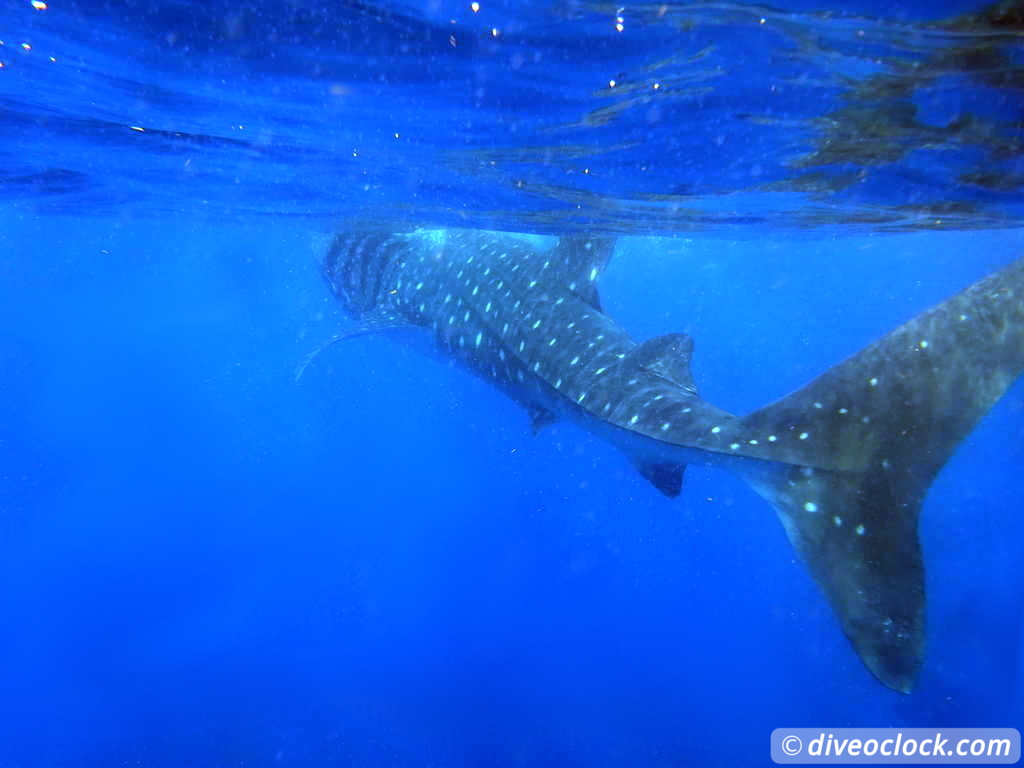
top-left (309, 228), bottom-right (1024, 693)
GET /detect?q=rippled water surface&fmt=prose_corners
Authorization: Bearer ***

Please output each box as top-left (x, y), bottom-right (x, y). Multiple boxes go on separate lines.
top-left (2, 0), bottom-right (1022, 232)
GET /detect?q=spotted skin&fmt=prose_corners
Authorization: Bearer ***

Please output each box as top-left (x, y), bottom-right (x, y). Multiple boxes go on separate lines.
top-left (319, 228), bottom-right (1024, 694)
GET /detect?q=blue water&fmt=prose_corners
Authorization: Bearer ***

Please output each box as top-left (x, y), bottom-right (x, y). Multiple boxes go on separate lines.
top-left (1, 1), bottom-right (1022, 765)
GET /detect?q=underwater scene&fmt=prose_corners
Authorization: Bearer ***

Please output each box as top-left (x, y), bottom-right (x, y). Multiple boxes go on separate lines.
top-left (0, 0), bottom-right (1022, 765)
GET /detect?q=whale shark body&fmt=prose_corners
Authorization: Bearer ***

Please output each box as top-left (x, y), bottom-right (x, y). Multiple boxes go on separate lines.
top-left (313, 228), bottom-right (1024, 692)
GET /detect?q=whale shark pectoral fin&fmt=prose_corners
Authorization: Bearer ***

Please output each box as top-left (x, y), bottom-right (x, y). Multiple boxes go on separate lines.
top-left (295, 310), bottom-right (410, 382)
top-left (632, 459), bottom-right (687, 498)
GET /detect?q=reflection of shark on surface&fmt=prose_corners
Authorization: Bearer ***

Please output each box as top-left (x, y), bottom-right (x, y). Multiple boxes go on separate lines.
top-left (307, 228), bottom-right (1024, 693)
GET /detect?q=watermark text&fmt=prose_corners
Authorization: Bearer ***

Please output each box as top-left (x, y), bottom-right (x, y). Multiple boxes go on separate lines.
top-left (771, 728), bottom-right (1020, 764)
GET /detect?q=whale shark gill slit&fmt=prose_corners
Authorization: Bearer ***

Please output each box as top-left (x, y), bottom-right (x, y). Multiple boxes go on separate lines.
top-left (311, 228), bottom-right (1024, 693)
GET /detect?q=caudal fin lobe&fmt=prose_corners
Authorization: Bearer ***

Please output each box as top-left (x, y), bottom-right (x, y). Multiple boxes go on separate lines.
top-left (735, 257), bottom-right (1024, 692)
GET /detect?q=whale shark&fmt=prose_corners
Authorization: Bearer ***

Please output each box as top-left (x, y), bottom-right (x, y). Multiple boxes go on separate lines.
top-left (309, 228), bottom-right (1024, 693)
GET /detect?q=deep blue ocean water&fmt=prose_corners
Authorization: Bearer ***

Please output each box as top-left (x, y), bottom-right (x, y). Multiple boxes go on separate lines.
top-left (1, 1), bottom-right (1022, 766)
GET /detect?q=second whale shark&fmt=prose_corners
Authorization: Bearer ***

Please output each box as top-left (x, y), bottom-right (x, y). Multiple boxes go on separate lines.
top-left (309, 228), bottom-right (1024, 693)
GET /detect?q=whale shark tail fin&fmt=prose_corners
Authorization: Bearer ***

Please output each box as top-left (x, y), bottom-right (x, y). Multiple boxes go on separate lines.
top-left (729, 257), bottom-right (1024, 692)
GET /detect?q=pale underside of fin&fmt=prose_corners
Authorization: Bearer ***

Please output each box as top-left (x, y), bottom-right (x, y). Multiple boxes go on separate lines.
top-left (295, 310), bottom-right (409, 382)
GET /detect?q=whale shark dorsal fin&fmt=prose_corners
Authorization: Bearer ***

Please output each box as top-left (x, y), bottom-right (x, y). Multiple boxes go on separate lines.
top-left (622, 333), bottom-right (699, 395)
top-left (550, 236), bottom-right (616, 310)
top-left (294, 309), bottom-right (410, 382)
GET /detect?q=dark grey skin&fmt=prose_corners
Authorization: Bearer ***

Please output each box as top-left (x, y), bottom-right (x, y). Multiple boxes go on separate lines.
top-left (312, 228), bottom-right (1024, 693)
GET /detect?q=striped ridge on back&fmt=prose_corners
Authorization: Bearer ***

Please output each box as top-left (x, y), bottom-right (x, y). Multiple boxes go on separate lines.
top-left (322, 232), bottom-right (408, 318)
